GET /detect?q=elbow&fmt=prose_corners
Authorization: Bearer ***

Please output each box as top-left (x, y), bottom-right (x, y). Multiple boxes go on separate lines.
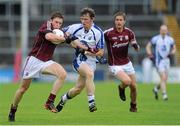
top-left (45, 34), bottom-right (53, 41)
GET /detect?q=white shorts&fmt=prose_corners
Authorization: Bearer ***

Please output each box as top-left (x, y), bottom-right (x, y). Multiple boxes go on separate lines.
top-left (22, 56), bottom-right (55, 79)
top-left (73, 58), bottom-right (96, 72)
top-left (108, 61), bottom-right (135, 75)
top-left (156, 58), bottom-right (170, 73)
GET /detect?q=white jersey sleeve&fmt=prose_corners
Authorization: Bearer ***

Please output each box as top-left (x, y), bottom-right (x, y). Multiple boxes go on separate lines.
top-left (150, 35), bottom-right (159, 45)
top-left (63, 23), bottom-right (83, 35)
top-left (93, 25), bottom-right (105, 49)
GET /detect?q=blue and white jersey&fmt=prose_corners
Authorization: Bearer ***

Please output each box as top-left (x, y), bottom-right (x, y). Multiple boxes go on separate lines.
top-left (150, 34), bottom-right (175, 67)
top-left (64, 23), bottom-right (105, 62)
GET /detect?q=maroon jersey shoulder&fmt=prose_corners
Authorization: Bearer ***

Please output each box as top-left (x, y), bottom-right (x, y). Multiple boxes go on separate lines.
top-left (28, 21), bottom-right (57, 61)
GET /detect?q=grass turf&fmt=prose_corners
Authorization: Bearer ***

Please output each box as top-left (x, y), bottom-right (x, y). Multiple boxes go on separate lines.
top-left (0, 81), bottom-right (180, 125)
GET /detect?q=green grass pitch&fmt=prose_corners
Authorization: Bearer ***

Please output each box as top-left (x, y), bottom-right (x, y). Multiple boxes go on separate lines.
top-left (0, 81), bottom-right (180, 125)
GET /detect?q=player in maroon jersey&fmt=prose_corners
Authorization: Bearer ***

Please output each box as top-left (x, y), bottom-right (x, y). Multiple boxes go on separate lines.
top-left (104, 11), bottom-right (140, 112)
top-left (8, 11), bottom-right (88, 122)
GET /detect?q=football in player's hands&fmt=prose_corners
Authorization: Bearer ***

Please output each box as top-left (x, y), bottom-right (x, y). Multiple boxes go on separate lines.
top-left (51, 29), bottom-right (64, 44)
top-left (53, 29), bottom-right (64, 37)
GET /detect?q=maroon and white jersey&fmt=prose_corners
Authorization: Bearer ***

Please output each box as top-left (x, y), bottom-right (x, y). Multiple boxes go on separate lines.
top-left (104, 27), bottom-right (137, 65)
top-left (28, 20), bottom-right (57, 61)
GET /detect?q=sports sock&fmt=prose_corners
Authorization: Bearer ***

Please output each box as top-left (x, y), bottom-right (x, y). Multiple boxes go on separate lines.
top-left (88, 95), bottom-right (95, 106)
top-left (46, 93), bottom-right (56, 104)
top-left (162, 92), bottom-right (168, 99)
top-left (154, 86), bottom-right (159, 92)
top-left (62, 92), bottom-right (71, 102)
top-left (10, 104), bottom-right (17, 114)
top-left (162, 92), bottom-right (167, 96)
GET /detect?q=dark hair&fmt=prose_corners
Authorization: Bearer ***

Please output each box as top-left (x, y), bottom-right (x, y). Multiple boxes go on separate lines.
top-left (50, 11), bottom-right (64, 20)
top-left (113, 11), bottom-right (126, 20)
top-left (80, 7), bottom-right (95, 19)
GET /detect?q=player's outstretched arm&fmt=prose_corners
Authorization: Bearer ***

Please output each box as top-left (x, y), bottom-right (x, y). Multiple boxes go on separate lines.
top-left (45, 33), bottom-right (65, 44)
top-left (170, 44), bottom-right (176, 55)
top-left (70, 39), bottom-right (89, 51)
top-left (85, 48), bottom-right (104, 57)
top-left (146, 42), bottom-right (153, 58)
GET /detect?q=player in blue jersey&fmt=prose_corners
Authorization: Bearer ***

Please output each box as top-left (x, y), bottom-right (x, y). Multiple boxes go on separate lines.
top-left (146, 24), bottom-right (176, 100)
top-left (56, 7), bottom-right (105, 112)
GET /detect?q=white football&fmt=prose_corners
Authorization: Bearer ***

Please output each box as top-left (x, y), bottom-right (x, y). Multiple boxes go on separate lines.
top-left (53, 29), bottom-right (64, 37)
top-left (52, 29), bottom-right (64, 44)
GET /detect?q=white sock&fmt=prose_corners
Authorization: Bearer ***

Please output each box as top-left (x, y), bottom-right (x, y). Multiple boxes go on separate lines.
top-left (154, 86), bottom-right (158, 92)
top-left (88, 95), bottom-right (95, 106)
top-left (62, 93), bottom-right (71, 102)
top-left (162, 93), bottom-right (168, 99)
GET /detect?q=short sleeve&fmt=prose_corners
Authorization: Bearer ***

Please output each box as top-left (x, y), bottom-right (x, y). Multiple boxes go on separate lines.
top-left (129, 30), bottom-right (137, 44)
top-left (150, 36), bottom-right (157, 45)
top-left (103, 30), bottom-right (108, 42)
top-left (170, 37), bottom-right (175, 45)
top-left (39, 21), bottom-right (52, 35)
top-left (96, 30), bottom-right (105, 49)
top-left (64, 24), bottom-right (83, 35)
top-left (94, 26), bottom-right (104, 49)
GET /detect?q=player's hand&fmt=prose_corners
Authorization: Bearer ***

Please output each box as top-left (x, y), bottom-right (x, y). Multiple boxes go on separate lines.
top-left (77, 48), bottom-right (85, 54)
top-left (148, 54), bottom-right (153, 59)
top-left (64, 34), bottom-right (78, 44)
top-left (132, 43), bottom-right (140, 52)
top-left (76, 42), bottom-right (90, 54)
top-left (87, 47), bottom-right (99, 54)
top-left (84, 48), bottom-right (98, 56)
top-left (97, 57), bottom-right (107, 64)
top-left (148, 54), bottom-right (154, 62)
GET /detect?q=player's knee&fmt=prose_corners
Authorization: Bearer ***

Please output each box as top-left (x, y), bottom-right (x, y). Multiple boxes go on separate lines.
top-left (86, 71), bottom-right (94, 79)
top-left (162, 76), bottom-right (167, 81)
top-left (58, 71), bottom-right (67, 80)
top-left (123, 78), bottom-right (132, 86)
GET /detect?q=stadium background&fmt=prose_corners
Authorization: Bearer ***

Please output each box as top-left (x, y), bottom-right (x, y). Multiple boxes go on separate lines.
top-left (0, 0), bottom-right (180, 83)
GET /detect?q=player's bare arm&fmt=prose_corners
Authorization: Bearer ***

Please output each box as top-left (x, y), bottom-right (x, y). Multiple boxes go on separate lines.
top-left (85, 48), bottom-right (104, 57)
top-left (70, 39), bottom-right (89, 50)
top-left (45, 32), bottom-right (65, 44)
top-left (146, 42), bottom-right (153, 58)
top-left (170, 44), bottom-right (176, 55)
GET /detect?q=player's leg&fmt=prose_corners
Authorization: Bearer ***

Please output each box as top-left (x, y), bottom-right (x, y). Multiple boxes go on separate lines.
top-left (68, 75), bottom-right (86, 97)
top-left (42, 62), bottom-right (67, 112)
top-left (128, 74), bottom-right (137, 112)
top-left (56, 75), bottom-right (85, 112)
top-left (159, 71), bottom-right (168, 100)
top-left (115, 71), bottom-right (131, 101)
top-left (153, 83), bottom-right (160, 100)
top-left (157, 60), bottom-right (169, 100)
top-left (152, 67), bottom-right (160, 100)
top-left (78, 63), bottom-right (97, 112)
top-left (8, 79), bottom-right (32, 121)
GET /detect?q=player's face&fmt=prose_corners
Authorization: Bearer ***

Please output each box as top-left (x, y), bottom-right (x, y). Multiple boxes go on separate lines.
top-left (114, 15), bottom-right (125, 30)
top-left (160, 25), bottom-right (168, 36)
top-left (51, 17), bottom-right (63, 29)
top-left (80, 14), bottom-right (93, 30)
